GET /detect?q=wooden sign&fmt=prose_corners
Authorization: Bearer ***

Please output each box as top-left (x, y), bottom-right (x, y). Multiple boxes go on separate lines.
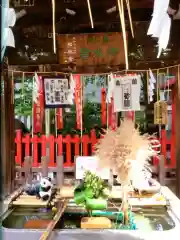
top-left (75, 156), bottom-right (110, 180)
top-left (154, 100), bottom-right (168, 125)
top-left (57, 32), bottom-right (127, 66)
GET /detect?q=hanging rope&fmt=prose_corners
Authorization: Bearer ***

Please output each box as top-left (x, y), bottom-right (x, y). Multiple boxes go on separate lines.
top-left (8, 63), bottom-right (180, 75)
top-left (117, 0), bottom-right (129, 70)
top-left (21, 72), bottom-right (25, 106)
top-left (51, 0), bottom-right (56, 53)
top-left (125, 0), bottom-right (134, 38)
top-left (86, 0), bottom-right (94, 29)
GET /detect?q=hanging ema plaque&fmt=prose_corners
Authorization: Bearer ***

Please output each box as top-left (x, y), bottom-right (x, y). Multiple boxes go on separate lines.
top-left (57, 32), bottom-right (127, 66)
top-left (43, 76), bottom-right (72, 108)
top-left (154, 100), bottom-right (168, 125)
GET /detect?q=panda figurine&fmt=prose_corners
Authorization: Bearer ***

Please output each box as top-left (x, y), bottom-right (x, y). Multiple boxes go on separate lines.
top-left (24, 176), bottom-right (53, 201)
top-left (38, 177), bottom-right (53, 201)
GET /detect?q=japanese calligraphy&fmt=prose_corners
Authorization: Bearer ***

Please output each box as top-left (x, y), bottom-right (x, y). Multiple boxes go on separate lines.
top-left (44, 77), bottom-right (72, 108)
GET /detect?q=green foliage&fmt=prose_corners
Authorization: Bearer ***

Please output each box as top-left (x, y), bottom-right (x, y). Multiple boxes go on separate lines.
top-left (14, 76), bottom-right (33, 116)
top-left (84, 171), bottom-right (107, 199)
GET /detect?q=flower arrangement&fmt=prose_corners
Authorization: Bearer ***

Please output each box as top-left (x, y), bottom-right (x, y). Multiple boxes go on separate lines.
top-left (94, 119), bottom-right (158, 225)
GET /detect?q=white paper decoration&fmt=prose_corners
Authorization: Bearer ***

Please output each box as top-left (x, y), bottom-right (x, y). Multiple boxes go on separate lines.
top-left (147, 0), bottom-right (171, 58)
top-left (1, 1), bottom-right (16, 61)
top-left (33, 72), bottom-right (40, 103)
top-left (107, 73), bottom-right (114, 103)
top-left (67, 74), bottom-right (76, 104)
top-left (148, 69), bottom-right (156, 102)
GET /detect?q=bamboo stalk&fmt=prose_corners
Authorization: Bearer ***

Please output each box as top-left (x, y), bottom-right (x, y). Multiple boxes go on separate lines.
top-left (117, 0), bottom-right (129, 70)
top-left (39, 199), bottom-right (68, 240)
top-left (156, 70), bottom-right (159, 101)
top-left (125, 0), bottom-right (134, 38)
top-left (5, 185), bottom-right (24, 207)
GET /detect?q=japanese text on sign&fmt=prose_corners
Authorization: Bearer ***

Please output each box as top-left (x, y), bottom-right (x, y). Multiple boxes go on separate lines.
top-left (57, 32), bottom-right (127, 66)
top-left (44, 77), bottom-right (72, 108)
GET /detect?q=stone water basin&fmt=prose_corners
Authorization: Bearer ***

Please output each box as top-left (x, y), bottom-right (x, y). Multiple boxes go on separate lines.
top-left (1, 200), bottom-right (180, 240)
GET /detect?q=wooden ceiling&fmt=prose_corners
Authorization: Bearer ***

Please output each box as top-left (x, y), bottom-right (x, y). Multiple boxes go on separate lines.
top-left (13, 0), bottom-right (154, 29)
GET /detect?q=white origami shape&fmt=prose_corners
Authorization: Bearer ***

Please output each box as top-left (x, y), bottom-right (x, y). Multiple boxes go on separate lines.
top-left (107, 73), bottom-right (115, 103)
top-left (33, 72), bottom-right (40, 103)
top-left (147, 0), bottom-right (171, 58)
top-left (67, 74), bottom-right (76, 105)
top-left (149, 96), bottom-right (153, 102)
top-left (1, 3), bottom-right (16, 61)
top-left (149, 82), bottom-right (155, 90)
top-left (149, 69), bottom-right (156, 84)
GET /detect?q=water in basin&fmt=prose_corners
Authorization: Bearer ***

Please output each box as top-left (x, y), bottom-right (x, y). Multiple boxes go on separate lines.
top-left (2, 207), bottom-right (55, 229)
top-left (59, 207), bottom-right (175, 231)
top-left (2, 205), bottom-right (175, 231)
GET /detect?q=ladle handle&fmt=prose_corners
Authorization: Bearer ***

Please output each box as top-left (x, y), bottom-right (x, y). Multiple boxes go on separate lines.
top-left (39, 199), bottom-right (68, 240)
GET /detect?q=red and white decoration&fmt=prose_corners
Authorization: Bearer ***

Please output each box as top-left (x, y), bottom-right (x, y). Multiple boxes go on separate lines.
top-left (33, 72), bottom-right (44, 133)
top-left (148, 69), bottom-right (156, 102)
top-left (74, 74), bottom-right (82, 130)
top-left (56, 108), bottom-right (63, 129)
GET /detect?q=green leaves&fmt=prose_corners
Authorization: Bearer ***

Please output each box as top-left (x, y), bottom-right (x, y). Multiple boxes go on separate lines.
top-left (14, 76), bottom-right (33, 116)
top-left (84, 171), bottom-right (106, 199)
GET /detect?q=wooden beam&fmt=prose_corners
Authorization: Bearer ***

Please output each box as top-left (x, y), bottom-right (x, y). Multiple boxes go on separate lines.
top-left (14, 0), bottom-right (153, 14)
top-left (2, 58), bottom-right (15, 196)
top-left (15, 8), bottom-right (153, 27)
top-left (175, 81), bottom-right (180, 197)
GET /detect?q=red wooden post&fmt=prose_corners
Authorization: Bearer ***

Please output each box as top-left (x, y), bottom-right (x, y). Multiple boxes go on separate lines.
top-left (31, 135), bottom-right (39, 167)
top-left (41, 135), bottom-right (47, 157)
top-left (15, 130), bottom-right (22, 166)
top-left (161, 129), bottom-right (167, 166)
top-left (170, 134), bottom-right (176, 168)
top-left (22, 134), bottom-right (31, 156)
top-left (49, 135), bottom-right (55, 167)
top-left (74, 135), bottom-right (80, 157)
top-left (170, 101), bottom-right (176, 168)
top-left (56, 135), bottom-right (63, 157)
top-left (64, 135), bottom-right (72, 167)
top-left (90, 129), bottom-right (97, 153)
top-left (82, 135), bottom-right (89, 156)
top-left (101, 88), bottom-right (107, 126)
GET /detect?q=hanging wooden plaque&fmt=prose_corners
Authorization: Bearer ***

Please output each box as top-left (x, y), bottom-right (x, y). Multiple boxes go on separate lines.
top-left (57, 32), bottom-right (127, 66)
top-left (154, 101), bottom-right (168, 125)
